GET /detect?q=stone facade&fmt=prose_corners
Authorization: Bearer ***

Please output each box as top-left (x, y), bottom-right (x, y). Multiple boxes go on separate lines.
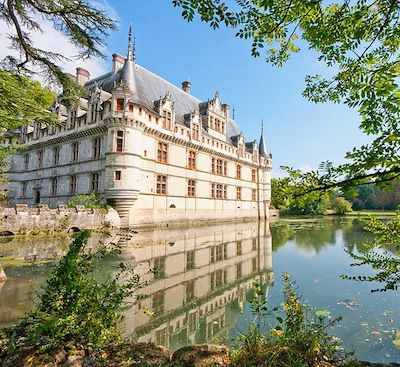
top-left (5, 29), bottom-right (272, 227)
top-left (0, 205), bottom-right (120, 235)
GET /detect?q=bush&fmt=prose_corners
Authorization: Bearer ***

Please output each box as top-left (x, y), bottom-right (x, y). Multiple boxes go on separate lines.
top-left (332, 197), bottom-right (353, 215)
top-left (67, 191), bottom-right (105, 209)
top-left (231, 274), bottom-right (345, 367)
top-left (0, 230), bottom-right (141, 365)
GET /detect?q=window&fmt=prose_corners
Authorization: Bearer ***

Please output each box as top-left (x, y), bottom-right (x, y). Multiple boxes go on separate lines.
top-left (223, 185), bottom-right (227, 199)
top-left (71, 110), bottom-right (78, 128)
top-left (211, 157), bottom-right (215, 173)
top-left (93, 138), bottom-right (101, 159)
top-left (90, 105), bottom-right (97, 124)
top-left (216, 184), bottom-right (223, 199)
top-left (24, 153), bottom-right (29, 170)
top-left (252, 189), bottom-right (257, 201)
top-left (192, 123), bottom-right (199, 140)
top-left (154, 257), bottom-right (165, 279)
top-left (116, 98), bottom-right (124, 111)
top-left (223, 161), bottom-right (227, 176)
top-left (186, 250), bottom-right (195, 269)
top-left (236, 264), bottom-right (242, 279)
top-left (188, 150), bottom-right (196, 169)
top-left (236, 165), bottom-right (241, 179)
top-left (116, 131), bottom-right (124, 152)
top-left (252, 258), bottom-right (257, 272)
top-left (70, 176), bottom-right (77, 195)
top-left (187, 179), bottom-right (196, 197)
top-left (153, 291), bottom-right (165, 316)
top-left (128, 104), bottom-right (134, 112)
top-left (138, 107), bottom-right (142, 115)
top-left (91, 173), bottom-right (99, 192)
top-left (252, 238), bottom-right (257, 251)
top-left (216, 159), bottom-right (223, 175)
top-left (156, 175), bottom-right (167, 194)
top-left (72, 142), bottom-right (79, 162)
top-left (51, 177), bottom-right (57, 196)
top-left (211, 183), bottom-right (215, 198)
top-left (22, 182), bottom-right (27, 197)
top-left (237, 241), bottom-right (242, 255)
top-left (148, 114), bottom-right (152, 122)
top-left (252, 169), bottom-right (256, 182)
top-left (115, 171), bottom-right (121, 181)
top-left (236, 186), bottom-right (242, 200)
top-left (157, 142), bottom-right (168, 163)
top-left (186, 280), bottom-right (195, 302)
top-left (37, 150), bottom-right (43, 168)
top-left (53, 147), bottom-right (60, 166)
top-left (162, 110), bottom-right (172, 129)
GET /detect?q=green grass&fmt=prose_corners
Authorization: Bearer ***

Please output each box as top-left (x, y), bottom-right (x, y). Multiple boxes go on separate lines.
top-left (346, 210), bottom-right (397, 217)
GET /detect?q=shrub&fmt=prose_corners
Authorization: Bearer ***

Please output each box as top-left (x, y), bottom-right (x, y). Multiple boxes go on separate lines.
top-left (67, 191), bottom-right (105, 209)
top-left (332, 197), bottom-right (353, 215)
top-left (231, 274), bottom-right (344, 367)
top-left (0, 230), bottom-right (141, 365)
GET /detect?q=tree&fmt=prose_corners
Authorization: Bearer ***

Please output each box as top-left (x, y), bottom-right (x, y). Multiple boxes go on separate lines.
top-left (173, 0), bottom-right (400, 190)
top-left (0, 1), bottom-right (117, 174)
top-left (331, 197), bottom-right (353, 215)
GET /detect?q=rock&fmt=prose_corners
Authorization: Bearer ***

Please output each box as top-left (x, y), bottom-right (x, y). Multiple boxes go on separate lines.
top-left (66, 355), bottom-right (84, 367)
top-left (171, 344), bottom-right (230, 367)
top-left (124, 342), bottom-right (171, 367)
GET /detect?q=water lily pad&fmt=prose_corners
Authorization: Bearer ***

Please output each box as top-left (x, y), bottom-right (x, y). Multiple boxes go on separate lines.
top-left (315, 310), bottom-right (330, 318)
top-left (393, 330), bottom-right (400, 348)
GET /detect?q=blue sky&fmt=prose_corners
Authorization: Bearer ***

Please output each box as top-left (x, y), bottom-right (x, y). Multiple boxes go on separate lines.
top-left (102, 0), bottom-right (369, 176)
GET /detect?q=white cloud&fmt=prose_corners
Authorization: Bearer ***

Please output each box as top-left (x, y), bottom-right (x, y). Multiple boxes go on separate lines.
top-left (0, 1), bottom-right (120, 83)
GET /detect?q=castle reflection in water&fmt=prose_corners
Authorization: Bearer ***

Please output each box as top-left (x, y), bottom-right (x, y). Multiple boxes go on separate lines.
top-left (120, 221), bottom-right (273, 351)
top-left (0, 221), bottom-right (273, 352)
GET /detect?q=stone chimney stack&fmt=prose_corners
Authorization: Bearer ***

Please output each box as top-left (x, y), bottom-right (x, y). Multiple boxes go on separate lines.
top-left (222, 103), bottom-right (230, 118)
top-left (112, 53), bottom-right (124, 75)
top-left (76, 67), bottom-right (90, 86)
top-left (182, 81), bottom-right (191, 94)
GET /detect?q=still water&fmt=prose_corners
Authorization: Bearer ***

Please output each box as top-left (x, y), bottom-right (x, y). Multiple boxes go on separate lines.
top-left (0, 218), bottom-right (399, 363)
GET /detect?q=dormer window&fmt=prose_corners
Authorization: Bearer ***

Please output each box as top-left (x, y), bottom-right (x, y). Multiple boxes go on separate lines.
top-left (116, 98), bottom-right (124, 111)
top-left (192, 123), bottom-right (199, 140)
top-left (90, 104), bottom-right (97, 124)
top-left (162, 110), bottom-right (172, 130)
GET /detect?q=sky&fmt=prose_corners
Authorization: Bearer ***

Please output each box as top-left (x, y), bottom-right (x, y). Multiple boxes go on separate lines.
top-left (0, 0), bottom-right (370, 177)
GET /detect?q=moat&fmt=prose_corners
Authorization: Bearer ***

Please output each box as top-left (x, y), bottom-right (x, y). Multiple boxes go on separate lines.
top-left (0, 217), bottom-right (399, 364)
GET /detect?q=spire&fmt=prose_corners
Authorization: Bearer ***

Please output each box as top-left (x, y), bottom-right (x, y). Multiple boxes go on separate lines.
top-left (127, 24), bottom-right (136, 62)
top-left (259, 119), bottom-right (269, 158)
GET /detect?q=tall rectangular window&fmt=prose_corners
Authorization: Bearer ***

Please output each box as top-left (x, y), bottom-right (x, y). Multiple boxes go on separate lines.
top-left (252, 189), bottom-right (257, 201)
top-left (90, 104), bottom-right (97, 123)
top-left (115, 171), bottom-right (121, 181)
top-left (24, 153), bottom-right (29, 170)
top-left (187, 179), bottom-right (196, 197)
top-left (93, 138), bottom-right (101, 159)
top-left (72, 142), bottom-right (79, 162)
top-left (116, 131), bottom-right (124, 152)
top-left (154, 257), bottom-right (165, 279)
top-left (186, 250), bottom-right (195, 270)
top-left (236, 165), bottom-right (241, 179)
top-left (157, 142), bottom-right (168, 163)
top-left (192, 123), bottom-right (199, 140)
top-left (211, 183), bottom-right (215, 198)
top-left (70, 175), bottom-right (77, 195)
top-left (37, 150), bottom-right (43, 168)
top-left (223, 161), bottom-right (227, 176)
top-left (211, 157), bottom-right (215, 173)
top-left (188, 150), bottom-right (196, 169)
top-left (162, 110), bottom-right (172, 129)
top-left (153, 291), bottom-right (165, 316)
top-left (116, 98), bottom-right (124, 111)
top-left (22, 182), bottom-right (27, 197)
top-left (156, 175), bottom-right (167, 194)
top-left (53, 147), bottom-right (60, 166)
top-left (91, 173), bottom-right (99, 192)
top-left (51, 177), bottom-right (58, 196)
top-left (236, 186), bottom-right (242, 200)
top-left (237, 241), bottom-right (242, 255)
top-left (252, 169), bottom-right (256, 182)
top-left (223, 185), bottom-right (227, 199)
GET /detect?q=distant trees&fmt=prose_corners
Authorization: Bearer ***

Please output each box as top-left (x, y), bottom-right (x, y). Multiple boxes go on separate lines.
top-left (344, 179), bottom-right (400, 211)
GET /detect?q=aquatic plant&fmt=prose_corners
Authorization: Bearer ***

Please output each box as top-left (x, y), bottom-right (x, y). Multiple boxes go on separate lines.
top-left (231, 273), bottom-right (344, 367)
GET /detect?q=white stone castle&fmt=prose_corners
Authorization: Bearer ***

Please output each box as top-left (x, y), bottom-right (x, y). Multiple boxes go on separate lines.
top-left (5, 28), bottom-right (272, 227)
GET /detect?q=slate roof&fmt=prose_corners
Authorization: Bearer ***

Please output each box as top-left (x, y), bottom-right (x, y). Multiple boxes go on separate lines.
top-left (85, 52), bottom-right (241, 143)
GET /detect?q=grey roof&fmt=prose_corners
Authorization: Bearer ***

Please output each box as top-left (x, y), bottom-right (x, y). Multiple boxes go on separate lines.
top-left (259, 133), bottom-right (269, 158)
top-left (85, 53), bottom-right (242, 142)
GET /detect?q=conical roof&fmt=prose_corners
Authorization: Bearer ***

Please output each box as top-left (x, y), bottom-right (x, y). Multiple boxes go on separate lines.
top-left (259, 121), bottom-right (269, 158)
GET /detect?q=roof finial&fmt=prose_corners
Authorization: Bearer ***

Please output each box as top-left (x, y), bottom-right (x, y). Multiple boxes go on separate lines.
top-left (232, 106), bottom-right (235, 120)
top-left (127, 23), bottom-right (135, 62)
top-left (261, 119), bottom-right (264, 134)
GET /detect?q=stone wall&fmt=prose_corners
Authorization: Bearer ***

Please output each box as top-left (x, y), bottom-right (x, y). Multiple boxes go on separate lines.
top-left (0, 204), bottom-right (120, 235)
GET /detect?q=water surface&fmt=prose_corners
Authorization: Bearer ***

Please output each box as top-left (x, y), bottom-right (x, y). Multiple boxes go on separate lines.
top-left (0, 218), bottom-right (399, 363)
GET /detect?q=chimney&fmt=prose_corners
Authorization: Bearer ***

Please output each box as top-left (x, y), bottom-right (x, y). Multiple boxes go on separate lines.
top-left (182, 81), bottom-right (191, 94)
top-left (112, 53), bottom-right (124, 75)
top-left (222, 103), bottom-right (230, 118)
top-left (76, 67), bottom-right (90, 86)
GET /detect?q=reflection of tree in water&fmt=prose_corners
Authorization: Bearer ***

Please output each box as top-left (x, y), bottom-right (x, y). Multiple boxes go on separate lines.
top-left (342, 219), bottom-right (375, 254)
top-left (271, 219), bottom-right (340, 254)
